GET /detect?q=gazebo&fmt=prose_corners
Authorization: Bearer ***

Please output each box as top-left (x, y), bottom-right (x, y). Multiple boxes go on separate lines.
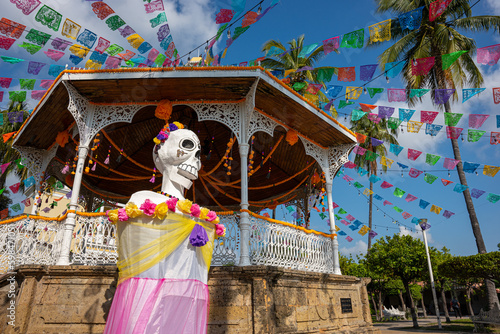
top-left (10, 66), bottom-right (356, 273)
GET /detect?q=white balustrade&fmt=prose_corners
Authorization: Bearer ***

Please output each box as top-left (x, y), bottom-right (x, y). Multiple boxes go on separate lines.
top-left (0, 213), bottom-right (335, 274)
top-left (0, 217), bottom-right (63, 272)
top-left (249, 215), bottom-right (335, 273)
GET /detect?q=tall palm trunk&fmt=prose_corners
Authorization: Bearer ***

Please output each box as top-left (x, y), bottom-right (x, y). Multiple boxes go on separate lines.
top-left (367, 182), bottom-right (374, 251)
top-left (433, 45), bottom-right (500, 310)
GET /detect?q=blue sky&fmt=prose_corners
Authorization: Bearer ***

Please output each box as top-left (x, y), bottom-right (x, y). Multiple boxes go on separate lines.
top-left (0, 0), bottom-right (499, 258)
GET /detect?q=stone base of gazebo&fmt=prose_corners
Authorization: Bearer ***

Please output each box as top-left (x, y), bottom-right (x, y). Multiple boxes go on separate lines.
top-left (0, 265), bottom-right (378, 334)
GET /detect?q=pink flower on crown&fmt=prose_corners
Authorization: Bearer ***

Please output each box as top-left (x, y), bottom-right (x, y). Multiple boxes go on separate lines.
top-left (166, 197), bottom-right (178, 212)
top-left (140, 199), bottom-right (157, 216)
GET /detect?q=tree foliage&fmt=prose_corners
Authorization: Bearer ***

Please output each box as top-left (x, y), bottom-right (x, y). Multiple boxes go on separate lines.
top-left (438, 251), bottom-right (500, 282)
top-left (366, 234), bottom-right (428, 327)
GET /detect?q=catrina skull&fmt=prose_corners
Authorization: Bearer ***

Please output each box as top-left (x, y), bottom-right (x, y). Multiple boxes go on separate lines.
top-left (153, 129), bottom-right (201, 190)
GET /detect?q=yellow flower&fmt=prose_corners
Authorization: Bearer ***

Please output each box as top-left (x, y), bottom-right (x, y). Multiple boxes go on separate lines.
top-left (154, 202), bottom-right (169, 220)
top-left (213, 217), bottom-right (220, 224)
top-left (177, 199), bottom-right (193, 215)
top-left (199, 207), bottom-right (209, 220)
top-left (107, 209), bottom-right (119, 223)
top-left (125, 202), bottom-right (142, 218)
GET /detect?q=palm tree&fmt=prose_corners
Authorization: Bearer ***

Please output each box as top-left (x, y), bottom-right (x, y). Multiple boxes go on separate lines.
top-left (350, 115), bottom-right (398, 251)
top-left (374, 0), bottom-right (500, 310)
top-left (0, 101), bottom-right (30, 198)
top-left (261, 35), bottom-right (338, 115)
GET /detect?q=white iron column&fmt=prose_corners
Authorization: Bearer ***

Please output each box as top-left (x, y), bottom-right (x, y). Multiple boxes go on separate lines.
top-left (56, 145), bottom-right (88, 265)
top-left (326, 181), bottom-right (341, 275)
top-left (238, 142), bottom-right (251, 266)
top-left (56, 82), bottom-right (144, 265)
top-left (30, 195), bottom-right (39, 215)
top-left (238, 79), bottom-right (259, 266)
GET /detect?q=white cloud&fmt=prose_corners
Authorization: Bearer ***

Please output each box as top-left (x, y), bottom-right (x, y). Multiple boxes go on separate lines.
top-left (340, 239), bottom-right (368, 257)
top-left (485, 0), bottom-right (500, 15)
top-left (399, 224), bottom-right (439, 247)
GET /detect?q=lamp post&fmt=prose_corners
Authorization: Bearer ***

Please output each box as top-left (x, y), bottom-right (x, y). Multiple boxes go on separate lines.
top-left (420, 219), bottom-right (442, 329)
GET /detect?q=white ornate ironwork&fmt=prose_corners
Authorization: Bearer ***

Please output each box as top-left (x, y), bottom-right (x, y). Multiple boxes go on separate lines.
top-left (0, 217), bottom-right (63, 272)
top-left (300, 136), bottom-right (328, 169)
top-left (186, 102), bottom-right (242, 143)
top-left (327, 143), bottom-right (357, 182)
top-left (14, 145), bottom-right (58, 192)
top-left (247, 109), bottom-right (280, 138)
top-left (300, 136), bottom-right (355, 183)
top-left (63, 81), bottom-right (145, 146)
top-left (0, 213), bottom-right (340, 274)
top-left (211, 214), bottom-right (240, 266)
top-left (249, 215), bottom-right (334, 273)
top-left (71, 214), bottom-right (118, 265)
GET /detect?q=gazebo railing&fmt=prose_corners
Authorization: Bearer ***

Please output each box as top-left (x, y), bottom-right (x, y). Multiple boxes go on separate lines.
top-left (0, 217), bottom-right (64, 272)
top-left (248, 214), bottom-right (334, 273)
top-left (0, 212), bottom-right (335, 274)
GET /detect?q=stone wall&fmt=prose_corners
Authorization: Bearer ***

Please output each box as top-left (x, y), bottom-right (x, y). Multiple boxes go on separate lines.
top-left (0, 265), bottom-right (378, 334)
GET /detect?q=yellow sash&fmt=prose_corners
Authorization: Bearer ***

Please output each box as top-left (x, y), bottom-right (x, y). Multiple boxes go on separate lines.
top-left (117, 213), bottom-right (215, 284)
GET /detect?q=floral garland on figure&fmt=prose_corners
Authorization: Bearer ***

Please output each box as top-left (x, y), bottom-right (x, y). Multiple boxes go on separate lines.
top-left (106, 197), bottom-right (226, 240)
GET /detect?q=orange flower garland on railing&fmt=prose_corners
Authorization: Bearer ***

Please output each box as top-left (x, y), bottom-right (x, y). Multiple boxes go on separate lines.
top-left (240, 209), bottom-right (336, 239)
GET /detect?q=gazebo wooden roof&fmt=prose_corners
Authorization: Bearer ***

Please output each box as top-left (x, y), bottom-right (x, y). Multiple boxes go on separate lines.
top-left (14, 67), bottom-right (356, 210)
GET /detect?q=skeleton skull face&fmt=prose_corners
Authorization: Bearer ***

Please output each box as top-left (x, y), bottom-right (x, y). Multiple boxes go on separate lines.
top-left (153, 129), bottom-right (201, 189)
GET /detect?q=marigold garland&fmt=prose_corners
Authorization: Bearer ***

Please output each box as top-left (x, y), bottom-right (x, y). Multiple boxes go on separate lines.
top-left (106, 198), bottom-right (225, 237)
top-left (240, 209), bottom-right (336, 239)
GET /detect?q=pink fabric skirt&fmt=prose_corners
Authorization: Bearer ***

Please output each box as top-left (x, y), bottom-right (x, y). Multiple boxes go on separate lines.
top-left (103, 277), bottom-right (209, 334)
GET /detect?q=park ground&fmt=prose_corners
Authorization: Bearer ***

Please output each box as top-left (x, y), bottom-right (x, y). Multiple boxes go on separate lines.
top-left (374, 317), bottom-right (500, 334)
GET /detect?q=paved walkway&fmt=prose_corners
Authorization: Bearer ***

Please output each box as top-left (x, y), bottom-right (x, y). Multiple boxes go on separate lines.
top-left (373, 317), bottom-right (470, 334)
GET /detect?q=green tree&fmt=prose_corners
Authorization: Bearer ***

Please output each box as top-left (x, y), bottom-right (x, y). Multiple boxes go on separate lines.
top-left (439, 251), bottom-right (500, 313)
top-left (0, 101), bottom-right (30, 210)
top-left (350, 117), bottom-right (398, 251)
top-left (374, 0), bottom-right (500, 310)
top-left (261, 35), bottom-right (338, 114)
top-left (366, 234), bottom-right (428, 328)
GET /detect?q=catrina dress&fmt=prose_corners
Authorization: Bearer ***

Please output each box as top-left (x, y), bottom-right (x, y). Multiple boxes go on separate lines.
top-left (103, 192), bottom-right (215, 334)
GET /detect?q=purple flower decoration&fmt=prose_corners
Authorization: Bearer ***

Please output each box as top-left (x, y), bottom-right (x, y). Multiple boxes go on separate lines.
top-left (189, 224), bottom-right (208, 247)
top-left (169, 123), bottom-right (179, 132)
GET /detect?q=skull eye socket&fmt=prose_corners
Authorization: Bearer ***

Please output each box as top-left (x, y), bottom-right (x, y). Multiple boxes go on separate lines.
top-left (181, 139), bottom-right (195, 150)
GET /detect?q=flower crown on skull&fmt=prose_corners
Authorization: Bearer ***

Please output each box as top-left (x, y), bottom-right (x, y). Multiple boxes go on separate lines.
top-left (153, 122), bottom-right (185, 153)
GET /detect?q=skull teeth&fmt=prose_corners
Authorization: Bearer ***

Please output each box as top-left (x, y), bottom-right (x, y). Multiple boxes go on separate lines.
top-left (178, 163), bottom-right (197, 178)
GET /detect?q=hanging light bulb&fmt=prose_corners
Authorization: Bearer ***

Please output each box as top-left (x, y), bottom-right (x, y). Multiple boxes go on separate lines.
top-left (449, 33), bottom-right (454, 40)
top-left (475, 171), bottom-right (478, 176)
top-left (364, 87), bottom-right (367, 95)
top-left (412, 58), bottom-right (417, 66)
top-left (448, 171), bottom-right (451, 177)
top-left (383, 213), bottom-right (386, 218)
top-left (227, 29), bottom-right (231, 39)
top-left (257, 5), bottom-right (262, 15)
top-left (461, 135), bottom-right (464, 142)
top-left (386, 73), bottom-right (390, 83)
top-left (344, 115), bottom-right (347, 121)
top-left (401, 171), bottom-right (404, 177)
